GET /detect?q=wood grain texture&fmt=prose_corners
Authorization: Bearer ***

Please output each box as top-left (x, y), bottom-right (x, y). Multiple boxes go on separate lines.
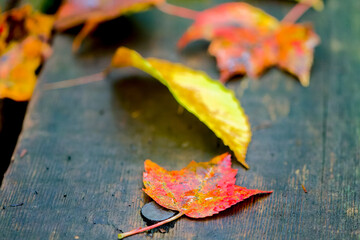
top-left (1, 0), bottom-right (359, 239)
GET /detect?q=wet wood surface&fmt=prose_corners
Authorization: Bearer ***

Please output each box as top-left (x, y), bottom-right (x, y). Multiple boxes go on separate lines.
top-left (0, 0), bottom-right (359, 239)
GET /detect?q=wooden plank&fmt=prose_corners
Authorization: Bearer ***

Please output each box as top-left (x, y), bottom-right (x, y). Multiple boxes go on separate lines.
top-left (320, 0), bottom-right (360, 237)
top-left (0, 0), bottom-right (359, 239)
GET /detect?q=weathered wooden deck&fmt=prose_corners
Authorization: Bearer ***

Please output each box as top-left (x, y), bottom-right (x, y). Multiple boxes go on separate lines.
top-left (0, 0), bottom-right (359, 239)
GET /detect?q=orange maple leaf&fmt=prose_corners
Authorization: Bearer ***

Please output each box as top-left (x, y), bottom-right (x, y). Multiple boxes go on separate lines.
top-left (55, 0), bottom-right (165, 51)
top-left (119, 153), bottom-right (272, 239)
top-left (0, 5), bottom-right (53, 53)
top-left (0, 5), bottom-right (54, 101)
top-left (0, 36), bottom-right (52, 101)
top-left (178, 2), bottom-right (320, 86)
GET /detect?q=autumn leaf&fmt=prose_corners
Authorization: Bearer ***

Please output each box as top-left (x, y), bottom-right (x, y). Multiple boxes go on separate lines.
top-left (119, 153), bottom-right (272, 239)
top-left (0, 5), bottom-right (53, 52)
top-left (55, 0), bottom-right (165, 51)
top-left (110, 47), bottom-right (252, 168)
top-left (143, 153), bottom-right (271, 217)
top-left (0, 5), bottom-right (54, 101)
top-left (0, 36), bottom-right (52, 101)
top-left (275, 23), bottom-right (319, 86)
top-left (178, 2), bottom-right (320, 86)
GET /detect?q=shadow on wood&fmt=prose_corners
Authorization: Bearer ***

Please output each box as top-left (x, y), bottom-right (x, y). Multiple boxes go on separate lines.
top-left (0, 99), bottom-right (28, 183)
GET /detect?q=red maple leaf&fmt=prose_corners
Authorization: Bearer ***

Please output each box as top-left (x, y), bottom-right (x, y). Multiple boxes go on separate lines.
top-left (178, 2), bottom-right (320, 86)
top-left (119, 153), bottom-right (272, 239)
top-left (55, 0), bottom-right (165, 51)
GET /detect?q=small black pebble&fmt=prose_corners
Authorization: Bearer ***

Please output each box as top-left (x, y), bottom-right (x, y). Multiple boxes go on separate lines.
top-left (63, 194), bottom-right (67, 198)
top-left (67, 156), bottom-right (71, 161)
top-left (128, 204), bottom-right (131, 207)
top-left (46, 167), bottom-right (49, 170)
top-left (141, 201), bottom-right (177, 222)
top-left (34, 191), bottom-right (38, 195)
top-left (112, 194), bottom-right (115, 197)
top-left (2, 206), bottom-right (5, 210)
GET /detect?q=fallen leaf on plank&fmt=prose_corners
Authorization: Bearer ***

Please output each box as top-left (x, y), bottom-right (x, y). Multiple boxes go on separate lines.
top-left (119, 153), bottom-right (272, 239)
top-left (110, 47), bottom-right (252, 168)
top-left (178, 2), bottom-right (320, 86)
top-left (0, 36), bottom-right (52, 101)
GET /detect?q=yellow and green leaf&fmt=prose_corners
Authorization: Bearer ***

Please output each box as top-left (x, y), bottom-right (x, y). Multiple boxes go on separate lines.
top-left (110, 47), bottom-right (252, 168)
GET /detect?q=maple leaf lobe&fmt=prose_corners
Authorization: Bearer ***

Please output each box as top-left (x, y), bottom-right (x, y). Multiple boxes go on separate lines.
top-left (275, 23), bottom-right (320, 87)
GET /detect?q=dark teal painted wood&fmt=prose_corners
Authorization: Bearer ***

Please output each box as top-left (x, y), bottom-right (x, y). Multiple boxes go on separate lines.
top-left (0, 0), bottom-right (359, 239)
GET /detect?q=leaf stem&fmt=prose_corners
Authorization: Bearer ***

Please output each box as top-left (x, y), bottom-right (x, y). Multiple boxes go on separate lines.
top-left (42, 72), bottom-right (104, 90)
top-left (157, 3), bottom-right (199, 20)
top-left (118, 212), bottom-right (184, 239)
top-left (282, 2), bottom-right (311, 23)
